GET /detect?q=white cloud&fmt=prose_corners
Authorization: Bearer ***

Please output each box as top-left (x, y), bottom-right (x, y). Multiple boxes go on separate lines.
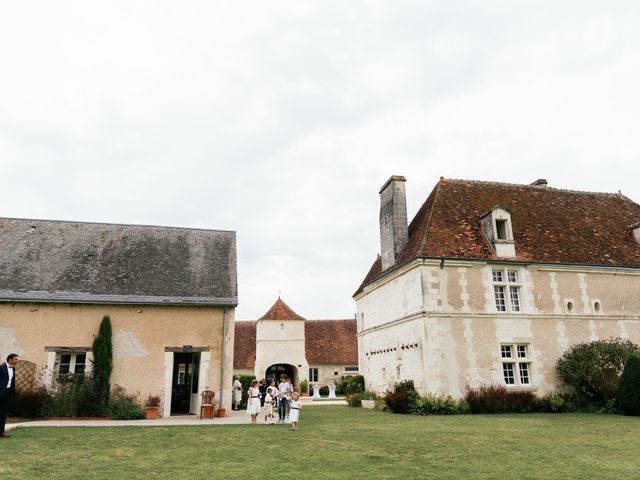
top-left (1, 1), bottom-right (639, 319)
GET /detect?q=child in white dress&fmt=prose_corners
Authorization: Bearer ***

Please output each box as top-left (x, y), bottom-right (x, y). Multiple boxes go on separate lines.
top-left (289, 392), bottom-right (301, 431)
top-left (264, 391), bottom-right (274, 424)
top-left (246, 379), bottom-right (261, 424)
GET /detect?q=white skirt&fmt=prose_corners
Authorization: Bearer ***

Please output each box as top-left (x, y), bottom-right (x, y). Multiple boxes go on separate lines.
top-left (289, 407), bottom-right (300, 422)
top-left (247, 398), bottom-right (261, 415)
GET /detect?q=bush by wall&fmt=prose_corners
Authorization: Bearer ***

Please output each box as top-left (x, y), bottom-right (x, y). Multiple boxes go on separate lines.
top-left (384, 380), bottom-right (419, 414)
top-left (346, 375), bottom-right (365, 395)
top-left (299, 379), bottom-right (309, 395)
top-left (92, 315), bottom-right (113, 406)
top-left (110, 385), bottom-right (145, 420)
top-left (618, 354), bottom-right (640, 416)
top-left (464, 385), bottom-right (538, 413)
top-left (411, 394), bottom-right (469, 415)
top-left (11, 388), bottom-right (52, 418)
top-left (347, 391), bottom-right (378, 407)
top-left (238, 375), bottom-right (256, 409)
top-left (556, 338), bottom-right (639, 405)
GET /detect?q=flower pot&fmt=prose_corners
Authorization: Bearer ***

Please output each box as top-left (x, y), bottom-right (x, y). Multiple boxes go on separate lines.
top-left (144, 407), bottom-right (159, 419)
top-left (361, 399), bottom-right (376, 409)
top-left (216, 408), bottom-right (226, 418)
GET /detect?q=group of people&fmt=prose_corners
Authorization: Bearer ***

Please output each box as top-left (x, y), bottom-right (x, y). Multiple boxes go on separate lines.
top-left (232, 374), bottom-right (302, 430)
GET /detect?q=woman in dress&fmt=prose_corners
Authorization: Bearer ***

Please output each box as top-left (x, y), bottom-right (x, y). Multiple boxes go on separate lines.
top-left (246, 379), bottom-right (261, 423)
top-left (232, 376), bottom-right (242, 411)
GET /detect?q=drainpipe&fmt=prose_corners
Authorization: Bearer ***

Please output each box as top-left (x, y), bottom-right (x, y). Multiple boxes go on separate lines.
top-left (219, 307), bottom-right (228, 408)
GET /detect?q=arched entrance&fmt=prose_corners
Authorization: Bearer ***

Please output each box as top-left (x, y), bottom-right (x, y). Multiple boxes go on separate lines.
top-left (265, 363), bottom-right (298, 388)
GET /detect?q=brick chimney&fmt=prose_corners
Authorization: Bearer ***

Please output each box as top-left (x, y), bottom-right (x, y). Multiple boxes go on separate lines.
top-left (379, 175), bottom-right (408, 271)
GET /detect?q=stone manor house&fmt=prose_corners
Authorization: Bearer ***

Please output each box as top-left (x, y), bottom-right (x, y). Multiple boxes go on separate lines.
top-left (355, 176), bottom-right (640, 398)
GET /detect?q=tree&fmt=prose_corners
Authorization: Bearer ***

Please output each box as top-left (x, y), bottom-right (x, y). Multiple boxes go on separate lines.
top-left (92, 315), bottom-right (113, 405)
top-left (556, 338), bottom-right (639, 405)
top-left (618, 354), bottom-right (640, 416)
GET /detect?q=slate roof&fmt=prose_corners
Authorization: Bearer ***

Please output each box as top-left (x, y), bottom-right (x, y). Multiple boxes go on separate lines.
top-left (0, 217), bottom-right (237, 305)
top-left (232, 318), bottom-right (358, 369)
top-left (356, 178), bottom-right (640, 295)
top-left (258, 297), bottom-right (305, 321)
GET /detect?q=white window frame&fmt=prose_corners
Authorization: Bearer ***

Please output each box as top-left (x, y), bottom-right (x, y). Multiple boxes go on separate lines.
top-left (55, 351), bottom-right (92, 381)
top-left (309, 367), bottom-right (319, 383)
top-left (492, 268), bottom-right (522, 313)
top-left (500, 343), bottom-right (532, 387)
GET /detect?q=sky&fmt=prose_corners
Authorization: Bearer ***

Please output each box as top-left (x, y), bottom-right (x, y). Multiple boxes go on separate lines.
top-left (1, 2), bottom-right (639, 320)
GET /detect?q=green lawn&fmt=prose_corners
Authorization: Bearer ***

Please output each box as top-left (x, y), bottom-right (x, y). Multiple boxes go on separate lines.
top-left (3, 407), bottom-right (639, 479)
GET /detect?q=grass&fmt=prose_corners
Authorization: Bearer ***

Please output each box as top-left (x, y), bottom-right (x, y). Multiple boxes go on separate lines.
top-left (2, 406), bottom-right (639, 479)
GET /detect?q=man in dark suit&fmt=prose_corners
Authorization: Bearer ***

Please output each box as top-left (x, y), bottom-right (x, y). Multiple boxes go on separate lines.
top-left (0, 353), bottom-right (19, 438)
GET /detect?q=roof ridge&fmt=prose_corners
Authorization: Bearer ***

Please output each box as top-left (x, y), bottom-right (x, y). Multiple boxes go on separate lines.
top-left (442, 178), bottom-right (628, 198)
top-left (0, 216), bottom-right (235, 234)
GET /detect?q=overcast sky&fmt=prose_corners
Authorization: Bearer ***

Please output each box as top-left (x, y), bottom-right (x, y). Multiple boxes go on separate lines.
top-left (1, 2), bottom-right (639, 320)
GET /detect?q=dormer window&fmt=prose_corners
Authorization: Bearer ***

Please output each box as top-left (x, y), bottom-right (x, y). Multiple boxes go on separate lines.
top-left (631, 223), bottom-right (640, 245)
top-left (496, 219), bottom-right (508, 240)
top-left (480, 207), bottom-right (515, 257)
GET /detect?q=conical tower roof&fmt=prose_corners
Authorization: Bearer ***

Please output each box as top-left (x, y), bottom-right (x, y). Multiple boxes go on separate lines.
top-left (258, 297), bottom-right (305, 321)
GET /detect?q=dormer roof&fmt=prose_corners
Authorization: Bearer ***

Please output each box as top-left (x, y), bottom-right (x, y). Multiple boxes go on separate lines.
top-left (356, 178), bottom-right (640, 296)
top-left (258, 297), bottom-right (305, 321)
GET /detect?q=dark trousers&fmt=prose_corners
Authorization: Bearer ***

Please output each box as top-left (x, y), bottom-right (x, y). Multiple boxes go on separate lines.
top-left (0, 391), bottom-right (11, 433)
top-left (278, 397), bottom-right (288, 420)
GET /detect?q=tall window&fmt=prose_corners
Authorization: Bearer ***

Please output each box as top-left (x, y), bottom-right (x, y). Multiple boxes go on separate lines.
top-left (501, 344), bottom-right (531, 386)
top-left (309, 368), bottom-right (319, 383)
top-left (492, 269), bottom-right (521, 312)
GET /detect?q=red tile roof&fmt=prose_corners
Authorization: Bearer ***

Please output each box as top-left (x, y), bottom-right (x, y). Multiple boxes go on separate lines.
top-left (233, 321), bottom-right (256, 369)
top-left (232, 318), bottom-right (358, 369)
top-left (356, 178), bottom-right (640, 295)
top-left (305, 319), bottom-right (358, 364)
top-left (258, 297), bottom-right (305, 321)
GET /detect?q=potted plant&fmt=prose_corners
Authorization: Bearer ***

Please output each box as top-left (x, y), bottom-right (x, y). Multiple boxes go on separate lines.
top-left (360, 391), bottom-right (378, 409)
top-left (144, 395), bottom-right (161, 419)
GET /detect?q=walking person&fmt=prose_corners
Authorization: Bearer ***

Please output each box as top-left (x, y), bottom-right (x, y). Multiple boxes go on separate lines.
top-left (232, 376), bottom-right (242, 411)
top-left (289, 392), bottom-right (302, 431)
top-left (258, 378), bottom-right (267, 408)
top-left (278, 374), bottom-right (290, 423)
top-left (263, 388), bottom-right (275, 424)
top-left (0, 353), bottom-right (18, 438)
top-left (246, 379), bottom-right (261, 424)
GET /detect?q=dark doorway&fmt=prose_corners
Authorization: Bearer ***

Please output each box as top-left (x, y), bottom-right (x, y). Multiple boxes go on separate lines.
top-left (265, 364), bottom-right (297, 387)
top-left (171, 352), bottom-right (200, 414)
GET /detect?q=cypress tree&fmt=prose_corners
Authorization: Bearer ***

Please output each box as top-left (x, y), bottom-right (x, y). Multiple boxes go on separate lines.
top-left (618, 354), bottom-right (640, 416)
top-left (92, 315), bottom-right (113, 405)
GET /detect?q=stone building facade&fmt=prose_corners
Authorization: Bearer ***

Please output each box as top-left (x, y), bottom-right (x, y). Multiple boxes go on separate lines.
top-left (354, 177), bottom-right (640, 397)
top-left (0, 218), bottom-right (238, 416)
top-left (234, 298), bottom-right (359, 388)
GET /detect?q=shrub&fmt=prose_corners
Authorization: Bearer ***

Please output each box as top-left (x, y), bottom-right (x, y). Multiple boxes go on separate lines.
top-left (536, 392), bottom-right (578, 413)
top-left (385, 389), bottom-right (410, 413)
top-left (319, 385), bottom-right (329, 396)
top-left (299, 379), bottom-right (309, 395)
top-left (49, 374), bottom-right (109, 418)
top-left (346, 393), bottom-right (362, 407)
top-left (618, 354), bottom-right (640, 416)
top-left (385, 380), bottom-right (419, 414)
top-left (238, 375), bottom-right (256, 409)
top-left (346, 375), bottom-right (365, 395)
top-left (556, 338), bottom-right (639, 405)
top-left (411, 394), bottom-right (469, 415)
top-left (110, 386), bottom-right (145, 420)
top-left (92, 315), bottom-right (113, 406)
top-left (335, 378), bottom-right (349, 396)
top-left (11, 387), bottom-right (52, 418)
top-left (464, 385), bottom-right (537, 413)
